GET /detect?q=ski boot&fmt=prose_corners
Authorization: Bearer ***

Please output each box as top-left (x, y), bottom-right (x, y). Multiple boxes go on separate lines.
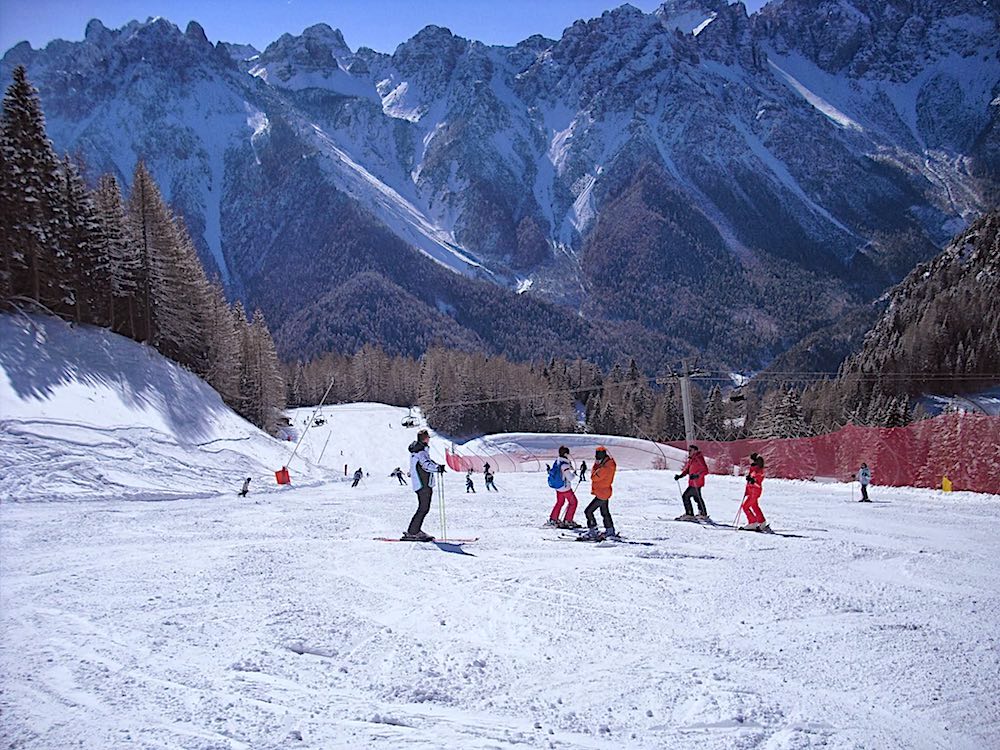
top-left (694, 513), bottom-right (711, 523)
top-left (675, 513), bottom-right (696, 522)
top-left (558, 519), bottom-right (582, 530)
top-left (402, 530), bottom-right (435, 542)
top-left (603, 527), bottom-right (621, 542)
top-left (544, 518), bottom-right (559, 527)
top-left (578, 527), bottom-right (603, 541)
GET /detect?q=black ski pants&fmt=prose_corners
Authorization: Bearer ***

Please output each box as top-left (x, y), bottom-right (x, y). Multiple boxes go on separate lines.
top-left (860, 484), bottom-right (869, 501)
top-left (584, 497), bottom-right (614, 530)
top-left (682, 486), bottom-right (707, 516)
top-left (408, 486), bottom-right (433, 534)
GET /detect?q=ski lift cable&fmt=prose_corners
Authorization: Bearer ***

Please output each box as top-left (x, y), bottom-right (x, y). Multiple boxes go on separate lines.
top-left (424, 371), bottom-right (1000, 411)
top-left (285, 376), bottom-right (337, 469)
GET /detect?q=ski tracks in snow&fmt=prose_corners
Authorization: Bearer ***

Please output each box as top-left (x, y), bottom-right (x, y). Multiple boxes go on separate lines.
top-left (2, 475), bottom-right (999, 748)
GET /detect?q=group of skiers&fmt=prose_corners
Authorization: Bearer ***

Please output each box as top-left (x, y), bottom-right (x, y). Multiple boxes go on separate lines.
top-left (673, 445), bottom-right (770, 530)
top-left (466, 466), bottom-right (498, 492)
top-left (396, 429), bottom-right (873, 543)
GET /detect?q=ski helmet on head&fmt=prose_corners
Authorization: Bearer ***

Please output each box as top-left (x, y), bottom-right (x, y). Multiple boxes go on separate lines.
top-left (595, 445), bottom-right (607, 460)
top-left (689, 445), bottom-right (699, 452)
top-left (559, 445), bottom-right (570, 457)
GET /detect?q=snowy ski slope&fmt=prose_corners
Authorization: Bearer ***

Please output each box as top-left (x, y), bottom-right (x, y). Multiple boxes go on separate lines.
top-left (1, 315), bottom-right (999, 748)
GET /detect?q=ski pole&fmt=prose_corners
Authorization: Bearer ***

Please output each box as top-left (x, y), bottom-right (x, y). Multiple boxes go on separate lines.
top-left (438, 471), bottom-right (447, 542)
top-left (732, 497), bottom-right (743, 530)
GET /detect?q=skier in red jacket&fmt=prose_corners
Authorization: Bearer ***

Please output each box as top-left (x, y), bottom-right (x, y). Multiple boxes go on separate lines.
top-left (674, 444), bottom-right (710, 521)
top-left (740, 453), bottom-right (770, 532)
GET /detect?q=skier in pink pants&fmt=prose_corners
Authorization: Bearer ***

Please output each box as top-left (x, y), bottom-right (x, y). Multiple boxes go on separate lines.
top-left (546, 446), bottom-right (580, 529)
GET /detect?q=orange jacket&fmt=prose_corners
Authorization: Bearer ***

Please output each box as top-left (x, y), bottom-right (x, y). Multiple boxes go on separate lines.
top-left (590, 455), bottom-right (617, 500)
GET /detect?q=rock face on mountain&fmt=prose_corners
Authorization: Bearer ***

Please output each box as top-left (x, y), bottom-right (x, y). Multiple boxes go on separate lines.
top-left (3, 1), bottom-right (997, 368)
top-left (838, 209), bottom-right (1000, 398)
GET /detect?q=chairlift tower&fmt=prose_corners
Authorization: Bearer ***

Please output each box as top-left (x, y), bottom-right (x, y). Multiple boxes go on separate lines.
top-left (680, 359), bottom-right (696, 446)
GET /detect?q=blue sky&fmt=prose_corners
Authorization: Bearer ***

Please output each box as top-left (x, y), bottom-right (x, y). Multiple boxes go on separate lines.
top-left (1, 0), bottom-right (770, 55)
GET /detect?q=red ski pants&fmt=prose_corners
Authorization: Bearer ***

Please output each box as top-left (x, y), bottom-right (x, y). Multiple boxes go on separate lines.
top-left (741, 487), bottom-right (766, 525)
top-left (550, 489), bottom-right (578, 522)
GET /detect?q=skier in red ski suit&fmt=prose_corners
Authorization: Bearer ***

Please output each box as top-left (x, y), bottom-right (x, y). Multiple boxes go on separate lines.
top-left (674, 444), bottom-right (709, 520)
top-left (741, 453), bottom-right (769, 532)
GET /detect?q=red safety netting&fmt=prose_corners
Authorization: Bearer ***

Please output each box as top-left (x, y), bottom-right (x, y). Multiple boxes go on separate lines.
top-left (669, 413), bottom-right (1000, 495)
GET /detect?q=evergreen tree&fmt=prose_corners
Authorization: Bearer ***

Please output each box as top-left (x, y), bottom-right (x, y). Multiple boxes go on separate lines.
top-left (0, 66), bottom-right (67, 311)
top-left (750, 389), bottom-right (782, 439)
top-left (203, 280), bottom-right (240, 404)
top-left (773, 388), bottom-right (810, 438)
top-left (250, 308), bottom-right (285, 434)
top-left (93, 174), bottom-right (141, 337)
top-left (233, 301), bottom-right (257, 423)
top-left (58, 155), bottom-right (105, 324)
top-left (126, 160), bottom-right (173, 344)
top-left (701, 385), bottom-right (726, 441)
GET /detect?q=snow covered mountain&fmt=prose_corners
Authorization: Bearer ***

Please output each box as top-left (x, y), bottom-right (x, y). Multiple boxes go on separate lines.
top-left (2, 1), bottom-right (997, 367)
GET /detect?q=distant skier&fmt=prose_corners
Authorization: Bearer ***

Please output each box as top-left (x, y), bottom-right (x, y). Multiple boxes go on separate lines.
top-left (582, 446), bottom-right (617, 540)
top-left (579, 460), bottom-right (588, 482)
top-left (483, 461), bottom-right (491, 474)
top-left (546, 445), bottom-right (580, 528)
top-left (674, 445), bottom-right (710, 521)
top-left (858, 463), bottom-right (872, 502)
top-left (403, 429), bottom-right (445, 541)
top-left (484, 468), bottom-right (498, 491)
top-left (390, 467), bottom-right (406, 485)
top-left (352, 468), bottom-right (363, 487)
top-left (238, 477), bottom-right (251, 497)
top-left (740, 453), bottom-right (770, 532)
top-left (466, 470), bottom-right (476, 493)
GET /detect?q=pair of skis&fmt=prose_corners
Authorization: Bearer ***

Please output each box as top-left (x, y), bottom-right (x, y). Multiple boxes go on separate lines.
top-left (664, 517), bottom-right (807, 539)
top-left (543, 527), bottom-right (655, 546)
top-left (373, 537), bottom-right (479, 556)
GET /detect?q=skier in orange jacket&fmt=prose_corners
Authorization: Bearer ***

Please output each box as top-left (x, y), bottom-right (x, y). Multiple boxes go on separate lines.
top-left (582, 446), bottom-right (618, 540)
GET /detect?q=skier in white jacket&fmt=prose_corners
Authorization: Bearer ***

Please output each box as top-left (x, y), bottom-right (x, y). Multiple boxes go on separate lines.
top-left (403, 429), bottom-right (445, 541)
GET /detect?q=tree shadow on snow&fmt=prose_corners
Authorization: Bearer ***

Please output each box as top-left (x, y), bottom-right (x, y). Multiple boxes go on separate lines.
top-left (0, 314), bottom-right (229, 443)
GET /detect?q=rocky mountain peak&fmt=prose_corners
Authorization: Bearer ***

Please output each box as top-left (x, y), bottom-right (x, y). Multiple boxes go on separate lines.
top-left (757, 0), bottom-right (997, 80)
top-left (260, 23), bottom-right (353, 64)
top-left (84, 19), bottom-right (113, 46)
top-left (655, 0), bottom-right (729, 34)
top-left (184, 21), bottom-right (210, 47)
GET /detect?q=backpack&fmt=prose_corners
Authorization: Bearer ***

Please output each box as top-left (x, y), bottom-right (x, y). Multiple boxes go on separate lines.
top-left (547, 459), bottom-right (564, 489)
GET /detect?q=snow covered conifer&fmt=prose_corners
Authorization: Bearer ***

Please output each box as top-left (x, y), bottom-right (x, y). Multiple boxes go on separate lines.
top-left (248, 308), bottom-right (285, 434)
top-left (125, 161), bottom-right (174, 344)
top-left (203, 280), bottom-right (240, 404)
top-left (93, 174), bottom-right (141, 337)
top-left (701, 385), bottom-right (726, 441)
top-left (0, 66), bottom-right (66, 311)
top-left (58, 155), bottom-right (106, 324)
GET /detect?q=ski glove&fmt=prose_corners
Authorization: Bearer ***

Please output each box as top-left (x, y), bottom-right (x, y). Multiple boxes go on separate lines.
top-left (674, 474), bottom-right (682, 481)
top-left (437, 465), bottom-right (446, 473)
top-left (746, 475), bottom-right (755, 484)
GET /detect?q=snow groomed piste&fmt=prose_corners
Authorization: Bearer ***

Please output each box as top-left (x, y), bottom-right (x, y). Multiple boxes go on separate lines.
top-left (2, 316), bottom-right (999, 748)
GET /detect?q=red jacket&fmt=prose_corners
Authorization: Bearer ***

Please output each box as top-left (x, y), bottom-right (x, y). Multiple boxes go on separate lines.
top-left (744, 464), bottom-right (765, 499)
top-left (680, 452), bottom-right (708, 488)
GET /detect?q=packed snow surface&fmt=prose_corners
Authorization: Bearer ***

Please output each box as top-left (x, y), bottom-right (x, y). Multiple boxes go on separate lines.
top-left (2, 316), bottom-right (1000, 749)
